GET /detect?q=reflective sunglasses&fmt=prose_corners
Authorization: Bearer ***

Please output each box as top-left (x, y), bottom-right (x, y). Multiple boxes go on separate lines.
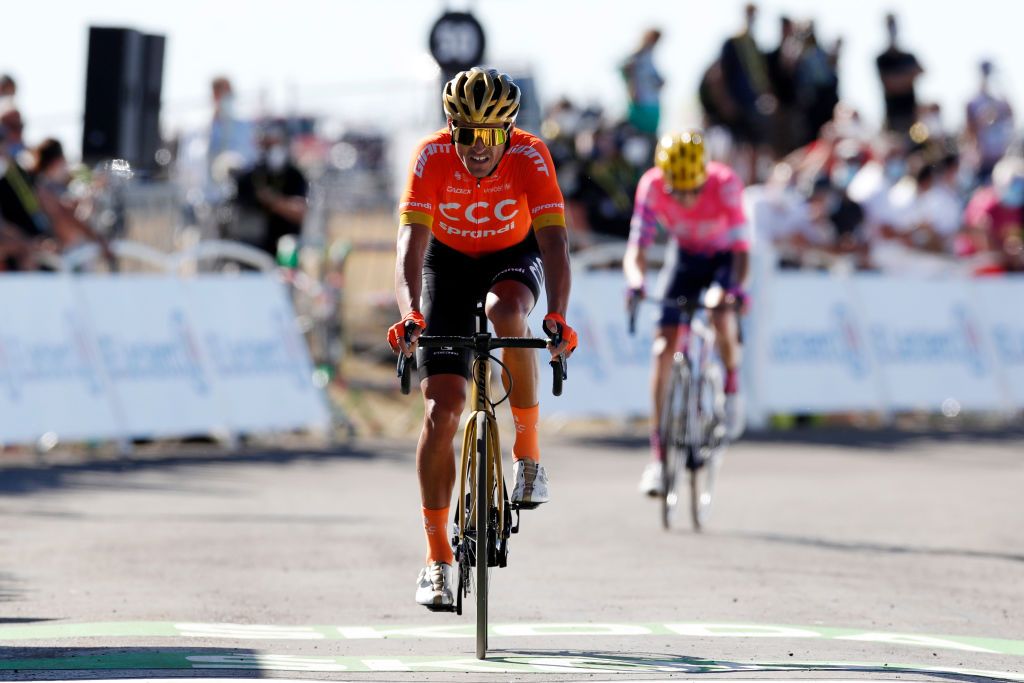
top-left (451, 125), bottom-right (510, 147)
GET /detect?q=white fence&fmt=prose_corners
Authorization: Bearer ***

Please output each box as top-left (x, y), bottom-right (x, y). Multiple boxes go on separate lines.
top-left (0, 269), bottom-right (330, 448)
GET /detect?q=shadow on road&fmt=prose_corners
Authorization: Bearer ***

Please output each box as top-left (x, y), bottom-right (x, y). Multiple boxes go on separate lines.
top-left (0, 646), bottom-right (1010, 681)
top-left (0, 442), bottom-right (404, 498)
top-left (0, 646), bottom-right (264, 677)
top-left (0, 572), bottom-right (26, 604)
top-left (488, 648), bottom-right (1006, 682)
top-left (719, 529), bottom-right (1024, 564)
top-left (568, 426), bottom-right (1024, 451)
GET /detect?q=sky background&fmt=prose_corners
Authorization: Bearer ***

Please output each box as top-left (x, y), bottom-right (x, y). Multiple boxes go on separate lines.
top-left (8, 0), bottom-right (1024, 162)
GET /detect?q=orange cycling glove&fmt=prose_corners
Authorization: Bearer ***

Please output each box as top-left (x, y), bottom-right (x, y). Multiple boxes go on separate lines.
top-left (542, 312), bottom-right (578, 355)
top-left (387, 311), bottom-right (426, 352)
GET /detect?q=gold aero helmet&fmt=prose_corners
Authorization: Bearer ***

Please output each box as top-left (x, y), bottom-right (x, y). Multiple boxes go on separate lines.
top-left (442, 67), bottom-right (521, 126)
top-left (655, 130), bottom-right (707, 191)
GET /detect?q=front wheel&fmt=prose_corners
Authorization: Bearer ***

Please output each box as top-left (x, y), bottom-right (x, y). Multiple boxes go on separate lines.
top-left (689, 366), bottom-right (726, 531)
top-left (660, 363), bottom-right (689, 530)
top-left (474, 412), bottom-right (491, 659)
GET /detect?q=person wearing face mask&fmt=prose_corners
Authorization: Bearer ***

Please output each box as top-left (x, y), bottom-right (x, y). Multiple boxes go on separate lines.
top-left (962, 157), bottom-right (1024, 273)
top-left (233, 121), bottom-right (308, 257)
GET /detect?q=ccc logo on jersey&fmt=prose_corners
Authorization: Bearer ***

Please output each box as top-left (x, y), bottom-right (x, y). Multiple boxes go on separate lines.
top-left (439, 200), bottom-right (520, 225)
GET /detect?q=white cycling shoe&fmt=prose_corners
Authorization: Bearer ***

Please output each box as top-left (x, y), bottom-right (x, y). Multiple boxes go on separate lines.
top-left (511, 459), bottom-right (549, 508)
top-left (725, 393), bottom-right (745, 441)
top-left (638, 460), bottom-right (665, 497)
top-left (415, 561), bottom-right (454, 611)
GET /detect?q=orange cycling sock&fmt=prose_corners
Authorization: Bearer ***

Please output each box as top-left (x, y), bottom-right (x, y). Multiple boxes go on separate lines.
top-left (422, 506), bottom-right (454, 565)
top-left (511, 404), bottom-right (540, 462)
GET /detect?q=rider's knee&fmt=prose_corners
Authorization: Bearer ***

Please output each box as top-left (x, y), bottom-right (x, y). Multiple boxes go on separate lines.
top-left (487, 299), bottom-right (528, 333)
top-left (423, 393), bottom-right (464, 437)
top-left (652, 334), bottom-right (674, 361)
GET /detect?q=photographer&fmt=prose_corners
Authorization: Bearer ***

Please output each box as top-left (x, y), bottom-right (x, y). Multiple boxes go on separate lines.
top-left (233, 120), bottom-right (307, 256)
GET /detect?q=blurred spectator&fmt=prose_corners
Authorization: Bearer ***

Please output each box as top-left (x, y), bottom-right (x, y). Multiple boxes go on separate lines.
top-left (0, 105), bottom-right (27, 161)
top-left (961, 156), bottom-right (1024, 272)
top-left (619, 28), bottom-right (665, 141)
top-left (0, 126), bottom-right (42, 271)
top-left (719, 3), bottom-right (776, 182)
top-left (0, 73), bottom-right (15, 110)
top-left (208, 76), bottom-right (258, 173)
top-left (0, 113), bottom-right (53, 241)
top-left (876, 13), bottom-right (924, 136)
top-left (783, 103), bottom-right (868, 192)
top-left (964, 60), bottom-right (1014, 185)
top-left (29, 138), bottom-right (113, 259)
top-left (233, 120), bottom-right (308, 257)
top-left (540, 97), bottom-right (585, 188)
top-left (764, 16), bottom-right (801, 157)
top-left (793, 21), bottom-right (840, 147)
top-left (566, 124), bottom-right (642, 245)
top-left (847, 133), bottom-right (908, 229)
top-left (746, 165), bottom-right (831, 267)
top-left (870, 155), bottom-right (961, 275)
top-left (699, 58), bottom-right (740, 139)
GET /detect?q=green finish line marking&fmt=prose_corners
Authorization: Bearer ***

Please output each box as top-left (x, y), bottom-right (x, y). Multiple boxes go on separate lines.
top-left (1, 621), bottom-right (1022, 657)
top-left (0, 651), bottom-right (1022, 680)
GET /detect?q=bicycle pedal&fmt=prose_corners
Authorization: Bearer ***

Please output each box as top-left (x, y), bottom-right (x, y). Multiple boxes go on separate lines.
top-left (511, 508), bottom-right (521, 534)
top-left (512, 501), bottom-right (542, 511)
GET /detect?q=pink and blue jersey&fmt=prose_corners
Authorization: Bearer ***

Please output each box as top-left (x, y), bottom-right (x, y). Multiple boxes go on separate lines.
top-left (628, 161), bottom-right (750, 253)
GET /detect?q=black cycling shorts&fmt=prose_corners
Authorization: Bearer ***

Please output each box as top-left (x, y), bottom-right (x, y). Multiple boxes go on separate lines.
top-left (655, 248), bottom-right (735, 327)
top-left (417, 233), bottom-right (544, 378)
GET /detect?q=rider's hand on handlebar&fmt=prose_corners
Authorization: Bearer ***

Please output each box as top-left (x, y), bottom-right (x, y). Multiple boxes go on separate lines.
top-left (726, 287), bottom-right (750, 314)
top-left (387, 311), bottom-right (426, 358)
top-left (543, 312), bottom-right (578, 359)
top-left (626, 285), bottom-right (645, 310)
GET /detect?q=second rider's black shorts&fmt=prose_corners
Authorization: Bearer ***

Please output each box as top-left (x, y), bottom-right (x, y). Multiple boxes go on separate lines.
top-left (418, 232), bottom-right (544, 378)
top-left (655, 248), bottom-right (735, 327)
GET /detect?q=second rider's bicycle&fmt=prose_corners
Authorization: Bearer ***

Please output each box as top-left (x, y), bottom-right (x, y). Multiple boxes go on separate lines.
top-left (398, 301), bottom-right (566, 659)
top-left (629, 288), bottom-right (731, 532)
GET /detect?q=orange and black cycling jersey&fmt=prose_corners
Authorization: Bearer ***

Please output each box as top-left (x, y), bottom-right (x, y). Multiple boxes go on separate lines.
top-left (398, 128), bottom-right (566, 257)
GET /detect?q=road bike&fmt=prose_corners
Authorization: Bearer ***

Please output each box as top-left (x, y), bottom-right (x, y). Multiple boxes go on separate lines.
top-left (397, 301), bottom-right (566, 658)
top-left (629, 288), bottom-right (731, 531)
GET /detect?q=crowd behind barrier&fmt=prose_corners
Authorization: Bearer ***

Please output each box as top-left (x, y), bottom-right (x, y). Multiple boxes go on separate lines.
top-left (0, 240), bottom-right (330, 450)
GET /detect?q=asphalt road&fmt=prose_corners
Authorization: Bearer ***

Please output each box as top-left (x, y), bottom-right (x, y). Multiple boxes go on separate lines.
top-left (1, 426), bottom-right (1023, 681)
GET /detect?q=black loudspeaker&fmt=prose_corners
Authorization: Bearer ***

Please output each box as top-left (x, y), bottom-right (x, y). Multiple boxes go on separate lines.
top-left (138, 33), bottom-right (165, 170)
top-left (82, 26), bottom-right (165, 170)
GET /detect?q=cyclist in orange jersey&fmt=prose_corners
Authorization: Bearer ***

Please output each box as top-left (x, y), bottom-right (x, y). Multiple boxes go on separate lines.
top-left (388, 67), bottom-right (577, 610)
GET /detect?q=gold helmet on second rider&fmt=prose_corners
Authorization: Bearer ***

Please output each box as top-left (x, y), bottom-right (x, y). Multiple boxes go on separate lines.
top-left (655, 130), bottom-right (707, 191)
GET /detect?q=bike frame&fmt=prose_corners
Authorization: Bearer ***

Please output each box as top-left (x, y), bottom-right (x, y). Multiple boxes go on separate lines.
top-left (673, 304), bottom-right (721, 455)
top-left (455, 308), bottom-right (508, 562)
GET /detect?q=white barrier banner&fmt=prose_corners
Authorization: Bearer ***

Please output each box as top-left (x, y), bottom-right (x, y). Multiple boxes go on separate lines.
top-left (0, 275), bottom-right (121, 443)
top-left (77, 275), bottom-right (224, 438)
top-left (185, 276), bottom-right (329, 433)
top-left (972, 276), bottom-right (1024, 408)
top-left (852, 276), bottom-right (1005, 411)
top-left (530, 269), bottom-right (654, 418)
top-left (754, 272), bottom-right (881, 412)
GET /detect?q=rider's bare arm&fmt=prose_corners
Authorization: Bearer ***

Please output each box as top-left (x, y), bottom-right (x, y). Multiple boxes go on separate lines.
top-left (623, 242), bottom-right (647, 290)
top-left (395, 222), bottom-right (429, 319)
top-left (536, 226), bottom-right (572, 353)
